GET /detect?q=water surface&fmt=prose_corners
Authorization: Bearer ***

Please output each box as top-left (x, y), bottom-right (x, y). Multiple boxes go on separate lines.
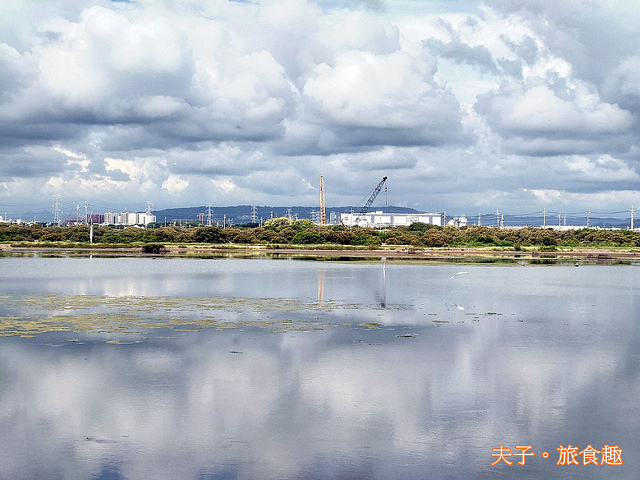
top-left (0, 255), bottom-right (638, 479)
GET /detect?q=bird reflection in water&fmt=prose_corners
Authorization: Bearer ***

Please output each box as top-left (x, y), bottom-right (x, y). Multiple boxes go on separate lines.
top-left (377, 258), bottom-right (386, 308)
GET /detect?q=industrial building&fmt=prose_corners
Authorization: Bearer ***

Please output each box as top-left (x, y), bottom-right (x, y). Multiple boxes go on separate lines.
top-left (103, 211), bottom-right (156, 226)
top-left (340, 211), bottom-right (467, 228)
top-left (334, 176), bottom-right (468, 228)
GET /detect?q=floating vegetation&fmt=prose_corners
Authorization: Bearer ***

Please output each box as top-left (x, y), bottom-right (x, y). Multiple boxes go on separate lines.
top-left (0, 315), bottom-right (73, 337)
top-left (359, 322), bottom-right (381, 329)
top-left (0, 293), bottom-right (412, 342)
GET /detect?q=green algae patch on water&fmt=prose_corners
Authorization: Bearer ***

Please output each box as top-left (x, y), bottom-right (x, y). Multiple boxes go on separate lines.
top-left (359, 322), bottom-right (381, 329)
top-left (0, 315), bottom-right (73, 337)
top-left (0, 291), bottom-right (412, 343)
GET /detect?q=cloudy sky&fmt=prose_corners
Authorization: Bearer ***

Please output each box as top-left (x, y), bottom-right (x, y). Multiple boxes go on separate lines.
top-left (1, 0), bottom-right (640, 216)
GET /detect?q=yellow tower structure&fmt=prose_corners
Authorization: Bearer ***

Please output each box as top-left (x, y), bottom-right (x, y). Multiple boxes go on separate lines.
top-left (319, 175), bottom-right (326, 225)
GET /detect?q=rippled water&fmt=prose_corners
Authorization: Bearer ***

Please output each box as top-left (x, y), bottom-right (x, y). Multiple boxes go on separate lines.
top-left (0, 254), bottom-right (638, 479)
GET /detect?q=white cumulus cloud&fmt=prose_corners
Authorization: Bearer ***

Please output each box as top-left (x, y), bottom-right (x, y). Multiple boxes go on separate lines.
top-left (162, 175), bottom-right (189, 195)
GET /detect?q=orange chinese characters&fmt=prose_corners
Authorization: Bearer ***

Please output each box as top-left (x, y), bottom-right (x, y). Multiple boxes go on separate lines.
top-left (491, 445), bottom-right (513, 466)
top-left (556, 445), bottom-right (579, 465)
top-left (578, 445), bottom-right (600, 465)
top-left (513, 445), bottom-right (535, 465)
top-left (601, 445), bottom-right (623, 466)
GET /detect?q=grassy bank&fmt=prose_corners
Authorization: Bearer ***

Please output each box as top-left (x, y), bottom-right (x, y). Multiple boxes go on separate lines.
top-left (2, 221), bottom-right (640, 253)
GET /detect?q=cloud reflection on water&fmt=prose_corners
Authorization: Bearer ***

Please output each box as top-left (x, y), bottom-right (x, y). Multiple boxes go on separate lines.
top-left (0, 258), bottom-right (639, 479)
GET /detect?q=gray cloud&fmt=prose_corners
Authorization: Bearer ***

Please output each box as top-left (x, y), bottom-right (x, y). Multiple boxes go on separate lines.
top-left (336, 147), bottom-right (418, 172)
top-left (486, 0), bottom-right (640, 89)
top-left (501, 34), bottom-right (538, 65)
top-left (0, 147), bottom-right (68, 178)
top-left (474, 81), bottom-right (634, 155)
top-left (0, 44), bottom-right (38, 100)
top-left (496, 57), bottom-right (523, 78)
top-left (351, 0), bottom-right (385, 11)
top-left (168, 145), bottom-right (273, 176)
top-left (425, 37), bottom-right (498, 75)
top-left (602, 56), bottom-right (640, 114)
top-left (0, 0), bottom-right (639, 215)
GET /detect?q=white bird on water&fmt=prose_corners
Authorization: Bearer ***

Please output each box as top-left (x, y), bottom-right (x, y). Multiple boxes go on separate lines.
top-left (450, 271), bottom-right (471, 279)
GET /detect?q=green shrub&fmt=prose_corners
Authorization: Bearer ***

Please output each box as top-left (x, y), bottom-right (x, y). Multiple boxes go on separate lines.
top-left (292, 231), bottom-right (324, 244)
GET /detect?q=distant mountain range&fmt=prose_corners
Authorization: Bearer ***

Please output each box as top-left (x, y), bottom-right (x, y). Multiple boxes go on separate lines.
top-left (152, 205), bottom-right (421, 225)
top-left (6, 206), bottom-right (634, 229)
top-left (8, 205), bottom-right (420, 225)
top-left (133, 207), bottom-right (638, 229)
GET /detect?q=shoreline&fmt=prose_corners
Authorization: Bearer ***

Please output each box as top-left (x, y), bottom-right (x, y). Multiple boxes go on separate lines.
top-left (2, 243), bottom-right (639, 261)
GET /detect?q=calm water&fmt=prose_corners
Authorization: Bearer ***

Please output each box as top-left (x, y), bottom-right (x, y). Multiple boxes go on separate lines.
top-left (0, 254), bottom-right (638, 479)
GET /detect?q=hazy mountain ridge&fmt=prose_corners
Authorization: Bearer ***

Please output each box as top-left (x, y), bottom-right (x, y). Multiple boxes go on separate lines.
top-left (152, 205), bottom-right (422, 224)
top-left (5, 206), bottom-right (633, 229)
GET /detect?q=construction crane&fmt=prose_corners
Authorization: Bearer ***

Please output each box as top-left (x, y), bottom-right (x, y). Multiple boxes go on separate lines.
top-left (319, 175), bottom-right (326, 225)
top-left (355, 176), bottom-right (388, 225)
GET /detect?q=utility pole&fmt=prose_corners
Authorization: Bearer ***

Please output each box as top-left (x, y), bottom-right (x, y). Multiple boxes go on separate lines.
top-left (251, 205), bottom-right (258, 224)
top-left (206, 204), bottom-right (213, 226)
top-left (53, 196), bottom-right (62, 226)
top-left (319, 175), bottom-right (326, 225)
top-left (542, 207), bottom-right (547, 228)
top-left (630, 206), bottom-right (636, 230)
top-left (558, 212), bottom-right (561, 227)
top-left (586, 209), bottom-right (591, 228)
top-left (84, 201), bottom-right (89, 224)
top-left (76, 204), bottom-right (80, 225)
top-left (495, 210), bottom-right (500, 228)
top-left (478, 213), bottom-right (482, 226)
top-left (501, 214), bottom-right (504, 228)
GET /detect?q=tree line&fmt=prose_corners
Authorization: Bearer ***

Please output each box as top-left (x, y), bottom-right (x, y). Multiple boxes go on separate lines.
top-left (1, 218), bottom-right (639, 248)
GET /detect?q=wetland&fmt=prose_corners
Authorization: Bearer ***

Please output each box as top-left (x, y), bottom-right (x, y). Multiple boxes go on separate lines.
top-left (0, 253), bottom-right (638, 479)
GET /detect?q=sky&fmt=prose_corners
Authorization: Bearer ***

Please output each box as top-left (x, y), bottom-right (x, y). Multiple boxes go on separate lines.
top-left (1, 0), bottom-right (640, 217)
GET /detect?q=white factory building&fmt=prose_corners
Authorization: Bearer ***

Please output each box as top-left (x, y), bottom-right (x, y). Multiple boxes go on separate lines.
top-left (340, 211), bottom-right (467, 228)
top-left (103, 211), bottom-right (156, 226)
